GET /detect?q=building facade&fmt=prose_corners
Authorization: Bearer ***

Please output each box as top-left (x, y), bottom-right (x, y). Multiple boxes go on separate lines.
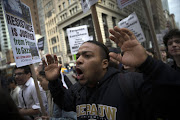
top-left (21, 0), bottom-right (41, 34)
top-left (37, 0), bottom-right (49, 54)
top-left (150, 0), bottom-right (166, 33)
top-left (0, 1), bottom-right (11, 66)
top-left (43, 0), bottom-right (154, 65)
top-left (43, 0), bottom-right (63, 64)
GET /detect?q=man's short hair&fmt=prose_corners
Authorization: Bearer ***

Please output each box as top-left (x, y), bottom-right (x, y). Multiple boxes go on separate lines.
top-left (163, 29), bottom-right (180, 50)
top-left (84, 40), bottom-right (110, 61)
top-left (14, 65), bottom-right (31, 74)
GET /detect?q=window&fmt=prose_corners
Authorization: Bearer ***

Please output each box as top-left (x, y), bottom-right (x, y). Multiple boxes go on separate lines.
top-left (112, 17), bottom-right (116, 27)
top-left (45, 11), bottom-right (52, 18)
top-left (102, 13), bottom-right (109, 38)
top-left (51, 37), bottom-right (56, 44)
top-left (68, 0), bottom-right (71, 5)
top-left (63, 2), bottom-right (65, 9)
top-left (53, 46), bottom-right (58, 53)
top-left (59, 5), bottom-right (61, 11)
top-left (57, 36), bottom-right (59, 42)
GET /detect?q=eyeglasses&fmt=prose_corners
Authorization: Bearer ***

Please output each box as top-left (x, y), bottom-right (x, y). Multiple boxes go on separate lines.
top-left (13, 72), bottom-right (25, 77)
top-left (167, 39), bottom-right (180, 46)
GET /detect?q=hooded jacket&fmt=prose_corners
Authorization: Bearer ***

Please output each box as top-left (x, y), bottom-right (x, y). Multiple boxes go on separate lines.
top-left (49, 56), bottom-right (180, 120)
top-left (49, 69), bottom-right (146, 120)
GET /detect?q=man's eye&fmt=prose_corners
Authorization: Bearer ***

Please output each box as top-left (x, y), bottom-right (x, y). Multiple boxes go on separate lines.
top-left (84, 54), bottom-right (90, 58)
top-left (175, 40), bottom-right (180, 44)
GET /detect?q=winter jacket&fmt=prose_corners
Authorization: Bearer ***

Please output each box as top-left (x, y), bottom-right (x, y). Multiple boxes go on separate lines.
top-left (139, 56), bottom-right (180, 119)
top-left (49, 56), bottom-right (180, 120)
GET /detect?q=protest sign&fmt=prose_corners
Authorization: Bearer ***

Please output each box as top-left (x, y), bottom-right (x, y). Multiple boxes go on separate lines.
top-left (2, 1), bottom-right (46, 115)
top-left (81, 0), bottom-right (98, 13)
top-left (156, 34), bottom-right (164, 45)
top-left (118, 12), bottom-right (146, 43)
top-left (67, 25), bottom-right (91, 55)
top-left (38, 37), bottom-right (44, 50)
top-left (117, 0), bottom-right (137, 9)
top-left (2, 0), bottom-right (41, 67)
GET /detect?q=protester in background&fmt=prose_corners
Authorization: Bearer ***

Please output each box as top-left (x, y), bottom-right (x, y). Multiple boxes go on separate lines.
top-left (14, 65), bottom-right (47, 120)
top-left (37, 70), bottom-right (77, 120)
top-left (7, 76), bottom-right (20, 106)
top-left (159, 46), bottom-right (167, 63)
top-left (163, 28), bottom-right (180, 71)
top-left (0, 88), bottom-right (25, 120)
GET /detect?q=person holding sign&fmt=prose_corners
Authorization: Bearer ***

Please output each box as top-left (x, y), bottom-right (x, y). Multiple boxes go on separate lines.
top-left (14, 65), bottom-right (48, 120)
top-left (43, 27), bottom-right (180, 120)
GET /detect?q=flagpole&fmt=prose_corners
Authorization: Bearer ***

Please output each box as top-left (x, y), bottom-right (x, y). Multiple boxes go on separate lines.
top-left (30, 64), bottom-right (46, 115)
top-left (91, 4), bottom-right (103, 43)
top-left (141, 0), bottom-right (162, 60)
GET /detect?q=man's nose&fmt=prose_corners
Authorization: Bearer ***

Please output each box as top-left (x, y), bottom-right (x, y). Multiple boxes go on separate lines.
top-left (76, 56), bottom-right (83, 65)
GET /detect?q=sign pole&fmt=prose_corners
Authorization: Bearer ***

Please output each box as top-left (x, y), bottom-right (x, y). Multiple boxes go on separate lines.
top-left (30, 64), bottom-right (46, 116)
top-left (141, 0), bottom-right (162, 60)
top-left (90, 4), bottom-right (103, 43)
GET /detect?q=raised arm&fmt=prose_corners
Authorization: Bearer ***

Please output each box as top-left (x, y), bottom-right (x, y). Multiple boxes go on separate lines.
top-left (43, 54), bottom-right (76, 112)
top-left (42, 54), bottom-right (61, 81)
top-left (109, 26), bottom-right (147, 67)
top-left (109, 26), bottom-right (180, 119)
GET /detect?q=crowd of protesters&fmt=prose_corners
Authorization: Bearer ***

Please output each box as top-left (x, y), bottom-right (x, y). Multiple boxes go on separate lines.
top-left (0, 27), bottom-right (180, 120)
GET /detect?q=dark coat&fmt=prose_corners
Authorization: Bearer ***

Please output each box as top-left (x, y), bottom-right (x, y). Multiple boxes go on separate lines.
top-left (49, 56), bottom-right (180, 120)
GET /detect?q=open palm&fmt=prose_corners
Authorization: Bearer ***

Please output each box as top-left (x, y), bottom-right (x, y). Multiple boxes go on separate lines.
top-left (43, 54), bottom-right (61, 81)
top-left (109, 27), bottom-right (147, 67)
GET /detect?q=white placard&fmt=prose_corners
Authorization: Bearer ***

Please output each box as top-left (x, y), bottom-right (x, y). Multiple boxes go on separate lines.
top-left (118, 12), bottom-right (146, 43)
top-left (67, 25), bottom-right (91, 55)
top-left (2, 0), bottom-right (41, 67)
top-left (81, 0), bottom-right (98, 13)
top-left (117, 0), bottom-right (137, 9)
top-left (156, 34), bottom-right (164, 44)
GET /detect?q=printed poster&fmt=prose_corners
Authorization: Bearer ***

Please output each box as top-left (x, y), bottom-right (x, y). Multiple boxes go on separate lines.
top-left (67, 25), bottom-right (91, 55)
top-left (118, 12), bottom-right (146, 43)
top-left (38, 37), bottom-right (44, 50)
top-left (117, 0), bottom-right (138, 9)
top-left (2, 0), bottom-right (41, 67)
top-left (81, 0), bottom-right (98, 13)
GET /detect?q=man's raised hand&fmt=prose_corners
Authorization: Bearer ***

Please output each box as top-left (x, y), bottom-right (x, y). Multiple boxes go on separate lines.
top-left (109, 26), bottom-right (148, 67)
top-left (42, 54), bottom-right (61, 81)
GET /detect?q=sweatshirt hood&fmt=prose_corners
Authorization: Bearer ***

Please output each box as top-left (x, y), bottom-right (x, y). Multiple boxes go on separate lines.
top-left (98, 67), bottom-right (120, 86)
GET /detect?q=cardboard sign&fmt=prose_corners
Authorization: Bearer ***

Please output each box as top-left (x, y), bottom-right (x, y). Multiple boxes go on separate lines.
top-left (2, 0), bottom-right (41, 67)
top-left (67, 25), bottom-right (91, 55)
top-left (117, 0), bottom-right (137, 9)
top-left (81, 0), bottom-right (98, 13)
top-left (38, 37), bottom-right (44, 50)
top-left (118, 12), bottom-right (146, 43)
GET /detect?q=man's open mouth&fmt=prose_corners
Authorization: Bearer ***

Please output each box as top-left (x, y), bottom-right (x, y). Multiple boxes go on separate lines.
top-left (76, 68), bottom-right (84, 80)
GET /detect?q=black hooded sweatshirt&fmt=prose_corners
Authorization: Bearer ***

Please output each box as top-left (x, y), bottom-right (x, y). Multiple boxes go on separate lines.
top-left (49, 56), bottom-right (180, 120)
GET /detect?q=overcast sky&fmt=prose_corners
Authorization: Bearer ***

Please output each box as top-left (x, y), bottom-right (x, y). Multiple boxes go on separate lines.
top-left (168, 0), bottom-right (180, 29)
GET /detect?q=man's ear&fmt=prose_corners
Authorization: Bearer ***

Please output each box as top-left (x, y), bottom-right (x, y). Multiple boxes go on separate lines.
top-left (102, 59), bottom-right (109, 69)
top-left (27, 72), bottom-right (32, 78)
